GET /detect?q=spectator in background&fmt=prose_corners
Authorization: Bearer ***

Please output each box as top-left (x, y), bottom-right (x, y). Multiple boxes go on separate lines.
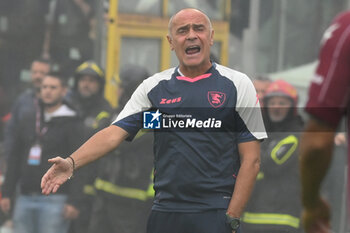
top-left (43, 0), bottom-right (96, 77)
top-left (242, 80), bottom-right (304, 233)
top-left (65, 61), bottom-right (113, 233)
top-left (65, 61), bottom-right (112, 132)
top-left (3, 58), bottom-right (51, 163)
top-left (252, 75), bottom-right (272, 102)
top-left (88, 64), bottom-right (153, 233)
top-left (0, 72), bottom-right (85, 233)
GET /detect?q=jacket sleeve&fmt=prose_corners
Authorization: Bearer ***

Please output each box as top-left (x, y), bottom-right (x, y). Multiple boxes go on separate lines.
top-left (2, 123), bottom-right (23, 198)
top-left (3, 96), bottom-right (23, 160)
top-left (2, 94), bottom-right (30, 198)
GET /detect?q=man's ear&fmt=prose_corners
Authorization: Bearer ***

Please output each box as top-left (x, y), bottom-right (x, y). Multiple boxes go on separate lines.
top-left (210, 30), bottom-right (215, 46)
top-left (167, 35), bottom-right (174, 51)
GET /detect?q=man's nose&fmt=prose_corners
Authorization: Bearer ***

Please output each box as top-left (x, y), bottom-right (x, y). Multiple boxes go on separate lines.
top-left (186, 29), bottom-right (197, 40)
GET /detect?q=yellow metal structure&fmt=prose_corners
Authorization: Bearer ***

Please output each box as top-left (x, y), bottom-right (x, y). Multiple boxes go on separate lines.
top-left (105, 0), bottom-right (119, 107)
top-left (105, 0), bottom-right (231, 107)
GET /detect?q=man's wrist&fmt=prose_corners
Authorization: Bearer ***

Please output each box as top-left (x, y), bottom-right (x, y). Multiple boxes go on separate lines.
top-left (66, 156), bottom-right (75, 179)
top-left (226, 210), bottom-right (240, 218)
top-left (226, 212), bottom-right (241, 231)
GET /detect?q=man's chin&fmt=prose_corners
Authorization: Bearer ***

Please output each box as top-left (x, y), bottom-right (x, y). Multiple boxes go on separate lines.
top-left (42, 101), bottom-right (60, 108)
top-left (182, 59), bottom-right (204, 68)
top-left (269, 116), bottom-right (286, 122)
top-left (79, 93), bottom-right (95, 99)
top-left (182, 55), bottom-right (212, 67)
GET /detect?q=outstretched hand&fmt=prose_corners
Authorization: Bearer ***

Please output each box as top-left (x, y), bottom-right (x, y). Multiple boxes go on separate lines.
top-left (41, 156), bottom-right (73, 195)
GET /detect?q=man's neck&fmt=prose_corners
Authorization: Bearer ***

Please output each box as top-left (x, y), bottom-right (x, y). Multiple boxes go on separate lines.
top-left (45, 103), bottom-right (62, 113)
top-left (179, 62), bottom-right (212, 78)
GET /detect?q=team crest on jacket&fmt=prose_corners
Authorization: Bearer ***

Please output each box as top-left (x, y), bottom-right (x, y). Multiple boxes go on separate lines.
top-left (208, 91), bottom-right (226, 108)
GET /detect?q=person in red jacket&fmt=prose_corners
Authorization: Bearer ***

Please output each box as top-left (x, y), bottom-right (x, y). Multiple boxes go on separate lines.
top-left (300, 10), bottom-right (350, 233)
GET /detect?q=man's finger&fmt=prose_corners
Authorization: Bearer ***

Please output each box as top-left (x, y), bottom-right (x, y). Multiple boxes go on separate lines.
top-left (48, 156), bottom-right (61, 164)
top-left (53, 184), bottom-right (60, 193)
top-left (44, 183), bottom-right (54, 195)
top-left (48, 180), bottom-right (57, 194)
top-left (42, 175), bottom-right (55, 195)
top-left (42, 183), bottom-right (50, 195)
top-left (41, 172), bottom-right (49, 189)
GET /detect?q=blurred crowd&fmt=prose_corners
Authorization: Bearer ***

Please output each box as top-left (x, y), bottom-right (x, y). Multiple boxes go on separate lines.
top-left (0, 57), bottom-right (154, 233)
top-left (0, 1), bottom-right (99, 229)
top-left (0, 1), bottom-right (348, 233)
top-left (0, 1), bottom-right (155, 233)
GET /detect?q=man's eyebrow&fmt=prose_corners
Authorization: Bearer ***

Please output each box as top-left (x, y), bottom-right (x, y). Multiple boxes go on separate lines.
top-left (176, 23), bottom-right (205, 31)
top-left (193, 23), bottom-right (205, 28)
top-left (176, 24), bottom-right (190, 31)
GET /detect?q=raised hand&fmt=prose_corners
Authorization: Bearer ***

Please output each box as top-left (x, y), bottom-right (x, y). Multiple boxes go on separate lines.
top-left (41, 156), bottom-right (73, 195)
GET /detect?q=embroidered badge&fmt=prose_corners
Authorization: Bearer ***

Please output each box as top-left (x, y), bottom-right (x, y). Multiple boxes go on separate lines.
top-left (208, 91), bottom-right (226, 108)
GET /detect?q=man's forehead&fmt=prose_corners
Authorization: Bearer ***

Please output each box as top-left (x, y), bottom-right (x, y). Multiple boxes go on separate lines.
top-left (32, 61), bottom-right (50, 68)
top-left (43, 76), bottom-right (60, 84)
top-left (172, 10), bottom-right (209, 28)
top-left (80, 75), bottom-right (98, 80)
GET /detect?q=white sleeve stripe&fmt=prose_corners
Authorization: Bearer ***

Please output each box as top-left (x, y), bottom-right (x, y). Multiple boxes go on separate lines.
top-left (216, 65), bottom-right (267, 139)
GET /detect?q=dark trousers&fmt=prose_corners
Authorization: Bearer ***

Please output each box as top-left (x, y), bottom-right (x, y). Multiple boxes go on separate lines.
top-left (88, 195), bottom-right (152, 233)
top-left (147, 210), bottom-right (240, 233)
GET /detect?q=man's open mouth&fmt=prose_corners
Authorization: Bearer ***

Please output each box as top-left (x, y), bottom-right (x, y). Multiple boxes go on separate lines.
top-left (185, 45), bottom-right (201, 55)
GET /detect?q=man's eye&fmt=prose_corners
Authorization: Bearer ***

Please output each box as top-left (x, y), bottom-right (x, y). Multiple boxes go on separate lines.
top-left (194, 26), bottom-right (204, 31)
top-left (178, 28), bottom-right (187, 34)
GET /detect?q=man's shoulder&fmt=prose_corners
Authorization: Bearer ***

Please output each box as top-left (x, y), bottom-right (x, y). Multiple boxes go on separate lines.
top-left (10, 90), bottom-right (35, 115)
top-left (215, 64), bottom-right (250, 80)
top-left (214, 64), bottom-right (252, 88)
top-left (324, 10), bottom-right (350, 46)
top-left (15, 90), bottom-right (34, 104)
top-left (146, 67), bottom-right (176, 82)
top-left (334, 10), bottom-right (350, 24)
